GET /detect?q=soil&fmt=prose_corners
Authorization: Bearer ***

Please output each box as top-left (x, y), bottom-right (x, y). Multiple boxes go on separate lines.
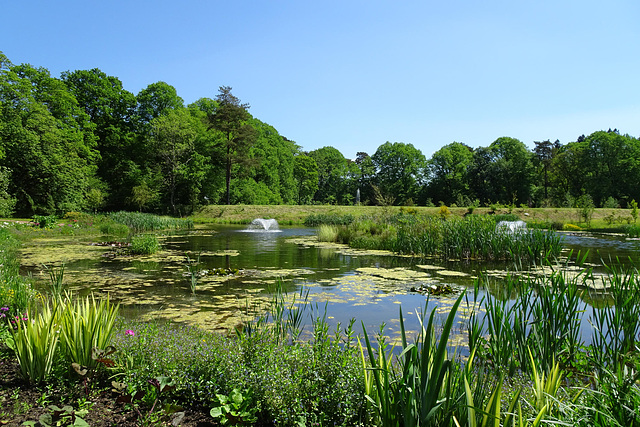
top-left (0, 356), bottom-right (215, 427)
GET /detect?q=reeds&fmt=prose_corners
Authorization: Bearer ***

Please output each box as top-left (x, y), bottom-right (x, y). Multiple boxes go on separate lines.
top-left (348, 214), bottom-right (563, 262)
top-left (361, 293), bottom-right (464, 426)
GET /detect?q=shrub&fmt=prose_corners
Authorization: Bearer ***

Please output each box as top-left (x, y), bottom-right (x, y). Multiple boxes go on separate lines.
top-left (32, 215), bottom-right (57, 229)
top-left (562, 224), bottom-right (582, 231)
top-left (438, 204), bottom-right (451, 219)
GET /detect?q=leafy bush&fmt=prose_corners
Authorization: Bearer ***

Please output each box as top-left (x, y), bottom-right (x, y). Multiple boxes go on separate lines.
top-left (130, 234), bottom-right (160, 255)
top-left (32, 215), bottom-right (57, 229)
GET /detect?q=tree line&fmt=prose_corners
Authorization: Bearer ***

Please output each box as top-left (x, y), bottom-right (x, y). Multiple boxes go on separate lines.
top-left (1, 51), bottom-right (638, 216)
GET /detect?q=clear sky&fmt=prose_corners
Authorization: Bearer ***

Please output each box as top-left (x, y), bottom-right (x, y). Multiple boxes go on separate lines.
top-left (2, 0), bottom-right (639, 159)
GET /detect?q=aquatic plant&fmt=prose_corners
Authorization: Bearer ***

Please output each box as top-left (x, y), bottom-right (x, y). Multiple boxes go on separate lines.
top-left (316, 224), bottom-right (339, 242)
top-left (390, 215), bottom-right (562, 262)
top-left (184, 253), bottom-right (200, 295)
top-left (361, 293), bottom-right (464, 426)
top-left (129, 234), bottom-right (160, 255)
top-left (588, 262), bottom-right (640, 370)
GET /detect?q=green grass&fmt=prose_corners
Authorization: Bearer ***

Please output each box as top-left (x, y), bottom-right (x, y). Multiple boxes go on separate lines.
top-left (107, 211), bottom-right (193, 232)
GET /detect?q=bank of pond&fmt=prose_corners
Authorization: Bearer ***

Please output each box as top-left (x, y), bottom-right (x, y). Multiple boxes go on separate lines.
top-left (0, 211), bottom-right (639, 426)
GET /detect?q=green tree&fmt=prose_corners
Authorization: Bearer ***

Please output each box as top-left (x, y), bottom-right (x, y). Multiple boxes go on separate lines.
top-left (62, 68), bottom-right (138, 210)
top-left (372, 142), bottom-right (426, 205)
top-left (136, 81), bottom-right (184, 125)
top-left (0, 56), bottom-right (99, 215)
top-left (533, 139), bottom-right (561, 203)
top-left (293, 154), bottom-right (319, 204)
top-left (425, 142), bottom-right (473, 205)
top-left (149, 108), bottom-right (197, 215)
top-left (130, 182), bottom-right (159, 212)
top-left (488, 137), bottom-right (534, 205)
top-left (354, 152), bottom-right (376, 204)
top-left (206, 86), bottom-right (256, 205)
top-left (309, 146), bottom-right (348, 204)
top-left (582, 130), bottom-right (640, 206)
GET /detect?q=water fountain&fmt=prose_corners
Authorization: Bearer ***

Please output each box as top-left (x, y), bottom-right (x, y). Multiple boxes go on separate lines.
top-left (246, 218), bottom-right (280, 232)
top-left (496, 220), bottom-right (527, 233)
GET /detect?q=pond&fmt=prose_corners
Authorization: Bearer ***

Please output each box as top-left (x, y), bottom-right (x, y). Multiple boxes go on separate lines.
top-left (18, 224), bottom-right (640, 350)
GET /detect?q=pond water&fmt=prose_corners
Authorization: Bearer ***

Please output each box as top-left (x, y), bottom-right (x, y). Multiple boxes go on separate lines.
top-left (18, 225), bottom-right (640, 349)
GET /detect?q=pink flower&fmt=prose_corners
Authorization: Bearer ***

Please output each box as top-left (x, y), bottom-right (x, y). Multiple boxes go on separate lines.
top-left (125, 329), bottom-right (135, 336)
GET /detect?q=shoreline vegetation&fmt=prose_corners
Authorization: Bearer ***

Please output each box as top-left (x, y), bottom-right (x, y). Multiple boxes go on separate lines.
top-left (0, 208), bottom-right (639, 426)
top-left (192, 204), bottom-right (638, 231)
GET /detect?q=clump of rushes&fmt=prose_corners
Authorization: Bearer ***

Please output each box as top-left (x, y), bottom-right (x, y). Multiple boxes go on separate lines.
top-left (316, 224), bottom-right (339, 242)
top-left (129, 234), bottom-right (160, 255)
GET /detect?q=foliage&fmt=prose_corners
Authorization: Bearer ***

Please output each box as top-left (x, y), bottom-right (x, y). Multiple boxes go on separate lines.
top-left (309, 146), bottom-right (349, 204)
top-left (112, 286), bottom-right (365, 426)
top-left (576, 194), bottom-right (595, 226)
top-left (43, 263), bottom-right (65, 298)
top-left (129, 234), bottom-right (160, 255)
top-left (57, 293), bottom-right (119, 368)
top-left (184, 253), bottom-right (200, 294)
top-left (106, 211), bottom-right (193, 232)
top-left (24, 404), bottom-right (89, 427)
top-left (207, 86), bottom-right (257, 205)
top-left (372, 141), bottom-right (426, 206)
top-left (304, 213), bottom-right (355, 226)
top-left (210, 388), bottom-right (258, 426)
top-left (361, 293), bottom-right (464, 426)
top-left (317, 224), bottom-right (339, 242)
top-left (9, 302), bottom-right (60, 383)
top-left (32, 215), bottom-right (58, 229)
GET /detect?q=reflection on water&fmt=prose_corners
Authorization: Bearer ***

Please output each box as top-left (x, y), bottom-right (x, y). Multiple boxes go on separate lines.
top-left (18, 226), bottom-right (640, 349)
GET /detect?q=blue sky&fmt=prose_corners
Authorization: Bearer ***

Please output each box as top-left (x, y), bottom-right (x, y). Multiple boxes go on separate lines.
top-left (2, 0), bottom-right (639, 159)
